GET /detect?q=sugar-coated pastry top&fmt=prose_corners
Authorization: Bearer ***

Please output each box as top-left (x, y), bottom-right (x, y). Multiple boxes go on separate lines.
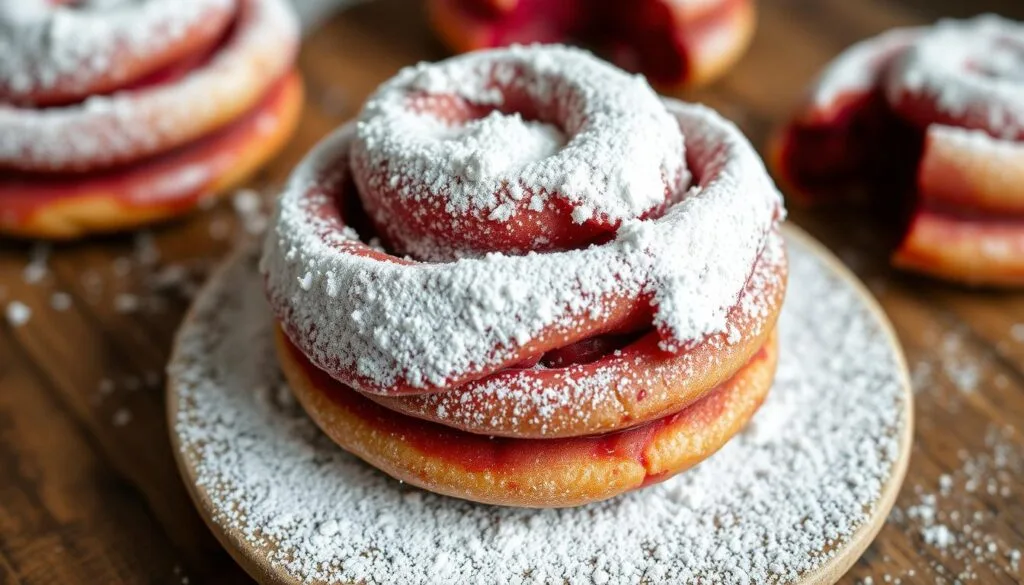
top-left (776, 14), bottom-right (1024, 287)
top-left (352, 45), bottom-right (687, 259)
top-left (808, 27), bottom-right (921, 109)
top-left (806, 15), bottom-right (1023, 137)
top-left (262, 46), bottom-right (784, 394)
top-left (885, 15), bottom-right (1024, 137)
top-left (0, 0), bottom-right (299, 172)
top-left (0, 0), bottom-right (233, 102)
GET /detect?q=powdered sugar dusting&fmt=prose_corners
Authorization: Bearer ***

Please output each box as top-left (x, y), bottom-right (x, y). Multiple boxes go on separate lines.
top-left (352, 45), bottom-right (686, 257)
top-left (262, 99), bottom-right (781, 391)
top-left (0, 0), bottom-right (299, 171)
top-left (0, 0), bottom-right (232, 99)
top-left (886, 15), bottom-right (1024, 137)
top-left (377, 231), bottom-right (785, 437)
top-left (809, 27), bottom-right (920, 108)
top-left (171, 230), bottom-right (909, 585)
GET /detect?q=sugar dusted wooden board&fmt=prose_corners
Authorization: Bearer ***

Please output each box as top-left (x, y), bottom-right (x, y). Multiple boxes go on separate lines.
top-left (166, 225), bottom-right (914, 585)
top-left (1, 0), bottom-right (1023, 583)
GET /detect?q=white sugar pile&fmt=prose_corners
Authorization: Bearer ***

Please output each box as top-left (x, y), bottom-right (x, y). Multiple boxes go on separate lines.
top-left (170, 232), bottom-right (909, 585)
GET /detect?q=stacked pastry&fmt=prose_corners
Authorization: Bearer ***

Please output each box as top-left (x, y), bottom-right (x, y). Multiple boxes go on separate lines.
top-left (262, 45), bottom-right (787, 507)
top-left (773, 15), bottom-right (1024, 286)
top-left (0, 0), bottom-right (302, 239)
top-left (428, 0), bottom-right (756, 88)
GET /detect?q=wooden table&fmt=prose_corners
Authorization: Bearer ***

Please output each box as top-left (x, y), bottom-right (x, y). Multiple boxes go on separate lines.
top-left (1, 1), bottom-right (1022, 583)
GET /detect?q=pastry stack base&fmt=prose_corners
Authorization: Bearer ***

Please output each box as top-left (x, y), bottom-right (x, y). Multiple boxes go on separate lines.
top-left (277, 327), bottom-right (778, 508)
top-left (0, 74), bottom-right (303, 239)
top-left (167, 228), bottom-right (912, 585)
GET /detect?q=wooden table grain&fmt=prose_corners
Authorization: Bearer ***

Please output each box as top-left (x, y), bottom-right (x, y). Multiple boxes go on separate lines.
top-left (1, 1), bottom-right (1023, 584)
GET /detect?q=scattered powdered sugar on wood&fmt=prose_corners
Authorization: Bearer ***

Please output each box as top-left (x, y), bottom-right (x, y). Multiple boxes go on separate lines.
top-left (262, 99), bottom-right (781, 391)
top-left (170, 232), bottom-right (909, 584)
top-left (883, 424), bottom-right (1022, 583)
top-left (5, 300), bottom-right (32, 327)
top-left (111, 407), bottom-right (133, 427)
top-left (50, 292), bottom-right (72, 311)
top-left (21, 243), bottom-right (50, 284)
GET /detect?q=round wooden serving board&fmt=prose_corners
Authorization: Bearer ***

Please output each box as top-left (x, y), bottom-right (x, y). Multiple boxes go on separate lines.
top-left (167, 224), bottom-right (913, 585)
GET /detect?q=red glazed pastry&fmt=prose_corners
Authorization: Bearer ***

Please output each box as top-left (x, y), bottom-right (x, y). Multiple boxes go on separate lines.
top-left (262, 46), bottom-right (787, 506)
top-left (0, 0), bottom-right (302, 239)
top-left (428, 0), bottom-right (756, 89)
top-left (772, 16), bottom-right (1024, 286)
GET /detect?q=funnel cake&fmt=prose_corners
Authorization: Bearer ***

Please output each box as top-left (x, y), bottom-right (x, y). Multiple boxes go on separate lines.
top-left (772, 16), bottom-right (1024, 286)
top-left (0, 0), bottom-right (302, 239)
top-left (262, 46), bottom-right (786, 507)
top-left (428, 0), bottom-right (756, 89)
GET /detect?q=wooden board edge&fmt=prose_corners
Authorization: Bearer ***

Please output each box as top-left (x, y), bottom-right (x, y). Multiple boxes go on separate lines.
top-left (781, 223), bottom-right (915, 585)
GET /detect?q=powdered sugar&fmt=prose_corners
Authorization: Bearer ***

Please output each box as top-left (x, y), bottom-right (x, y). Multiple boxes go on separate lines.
top-left (809, 28), bottom-right (920, 109)
top-left (171, 229), bottom-right (910, 584)
top-left (809, 15), bottom-right (1024, 137)
top-left (884, 424), bottom-right (1022, 583)
top-left (262, 99), bottom-right (781, 392)
top-left (0, 0), bottom-right (232, 100)
top-left (374, 231), bottom-right (785, 437)
top-left (351, 45), bottom-right (686, 258)
top-left (886, 15), bottom-right (1024, 138)
top-left (0, 0), bottom-right (299, 171)
top-left (5, 300), bottom-right (31, 327)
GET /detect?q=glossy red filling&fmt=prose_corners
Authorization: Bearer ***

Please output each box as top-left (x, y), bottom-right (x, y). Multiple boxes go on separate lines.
top-left (454, 0), bottom-right (585, 46)
top-left (597, 0), bottom-right (747, 86)
top-left (779, 57), bottom-right (1024, 285)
